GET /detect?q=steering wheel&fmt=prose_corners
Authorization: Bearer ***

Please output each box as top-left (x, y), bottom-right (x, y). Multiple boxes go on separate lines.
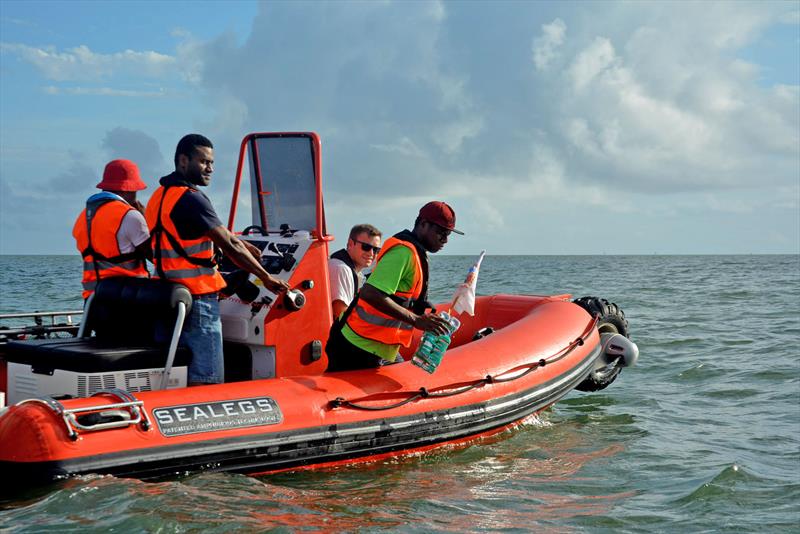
top-left (241, 225), bottom-right (268, 236)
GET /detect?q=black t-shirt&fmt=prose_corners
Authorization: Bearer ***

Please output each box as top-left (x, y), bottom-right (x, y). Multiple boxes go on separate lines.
top-left (158, 172), bottom-right (223, 240)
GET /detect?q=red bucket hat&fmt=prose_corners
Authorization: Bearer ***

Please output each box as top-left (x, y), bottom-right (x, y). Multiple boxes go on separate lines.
top-left (96, 159), bottom-right (146, 191)
top-left (418, 201), bottom-right (464, 235)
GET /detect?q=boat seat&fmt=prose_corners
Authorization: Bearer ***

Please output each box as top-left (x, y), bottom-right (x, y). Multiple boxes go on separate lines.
top-left (3, 339), bottom-right (192, 373)
top-left (3, 277), bottom-right (193, 374)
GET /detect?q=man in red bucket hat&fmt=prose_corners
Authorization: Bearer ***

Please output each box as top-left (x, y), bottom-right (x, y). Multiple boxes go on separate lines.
top-left (72, 159), bottom-right (152, 299)
top-left (326, 200), bottom-right (463, 371)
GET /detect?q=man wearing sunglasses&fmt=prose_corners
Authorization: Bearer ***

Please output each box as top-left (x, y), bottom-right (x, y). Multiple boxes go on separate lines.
top-left (326, 201), bottom-right (463, 372)
top-left (329, 224), bottom-right (382, 319)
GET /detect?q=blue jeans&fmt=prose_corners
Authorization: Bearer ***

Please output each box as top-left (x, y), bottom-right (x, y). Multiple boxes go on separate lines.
top-left (181, 294), bottom-right (224, 384)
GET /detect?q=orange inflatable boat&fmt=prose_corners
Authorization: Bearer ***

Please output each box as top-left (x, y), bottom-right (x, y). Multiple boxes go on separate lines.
top-left (0, 133), bottom-right (638, 489)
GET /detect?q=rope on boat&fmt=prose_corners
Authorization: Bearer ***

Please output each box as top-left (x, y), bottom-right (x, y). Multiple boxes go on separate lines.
top-left (330, 316), bottom-right (598, 411)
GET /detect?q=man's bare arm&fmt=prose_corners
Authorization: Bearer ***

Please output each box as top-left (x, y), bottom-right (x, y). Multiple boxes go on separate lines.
top-left (359, 284), bottom-right (450, 335)
top-left (331, 299), bottom-right (348, 319)
top-left (135, 240), bottom-right (153, 262)
top-left (206, 225), bottom-right (290, 292)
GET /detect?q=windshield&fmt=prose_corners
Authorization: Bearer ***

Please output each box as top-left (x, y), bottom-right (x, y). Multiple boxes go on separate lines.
top-left (248, 136), bottom-right (317, 232)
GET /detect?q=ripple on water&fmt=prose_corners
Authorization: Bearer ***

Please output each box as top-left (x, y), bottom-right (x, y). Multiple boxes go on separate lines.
top-left (669, 464), bottom-right (800, 529)
top-left (673, 464), bottom-right (755, 504)
top-left (704, 388), bottom-right (762, 400)
top-left (676, 361), bottom-right (727, 381)
top-left (750, 368), bottom-right (797, 381)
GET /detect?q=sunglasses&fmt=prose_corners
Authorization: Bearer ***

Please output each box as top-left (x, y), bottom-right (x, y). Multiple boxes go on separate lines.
top-left (353, 239), bottom-right (381, 253)
top-left (429, 222), bottom-right (451, 239)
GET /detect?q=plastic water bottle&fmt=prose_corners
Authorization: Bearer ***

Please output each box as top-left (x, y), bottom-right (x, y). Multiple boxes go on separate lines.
top-left (411, 329), bottom-right (438, 373)
top-left (412, 312), bottom-right (461, 374)
top-left (424, 332), bottom-right (452, 371)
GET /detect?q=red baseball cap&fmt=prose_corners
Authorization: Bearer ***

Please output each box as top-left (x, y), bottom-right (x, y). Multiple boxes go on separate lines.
top-left (96, 159), bottom-right (146, 191)
top-left (418, 201), bottom-right (464, 235)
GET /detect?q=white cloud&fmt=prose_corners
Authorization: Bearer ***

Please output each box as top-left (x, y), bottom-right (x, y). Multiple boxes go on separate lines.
top-left (1, 43), bottom-right (175, 81)
top-left (547, 4), bottom-right (798, 194)
top-left (433, 116), bottom-right (485, 154)
top-left (370, 137), bottom-right (426, 158)
top-left (569, 37), bottom-right (617, 91)
top-left (43, 85), bottom-right (168, 97)
top-left (195, 94), bottom-right (250, 142)
top-left (532, 18), bottom-right (566, 71)
top-left (174, 34), bottom-right (205, 84)
top-left (471, 201), bottom-right (504, 230)
top-left (200, 2), bottom-right (795, 206)
top-left (561, 43), bottom-right (716, 184)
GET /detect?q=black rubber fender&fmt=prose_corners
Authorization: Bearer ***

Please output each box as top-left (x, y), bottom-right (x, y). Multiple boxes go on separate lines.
top-left (572, 296), bottom-right (629, 392)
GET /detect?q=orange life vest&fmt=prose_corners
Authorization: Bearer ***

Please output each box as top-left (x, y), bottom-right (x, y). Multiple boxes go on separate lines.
top-left (72, 197), bottom-right (149, 299)
top-left (344, 233), bottom-right (428, 347)
top-left (145, 185), bottom-right (225, 296)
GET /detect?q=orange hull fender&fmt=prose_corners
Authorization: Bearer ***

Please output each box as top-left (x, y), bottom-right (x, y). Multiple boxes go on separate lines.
top-left (0, 297), bottom-right (600, 474)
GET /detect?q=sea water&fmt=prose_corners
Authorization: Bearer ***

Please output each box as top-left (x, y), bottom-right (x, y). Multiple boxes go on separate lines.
top-left (1, 254), bottom-right (798, 532)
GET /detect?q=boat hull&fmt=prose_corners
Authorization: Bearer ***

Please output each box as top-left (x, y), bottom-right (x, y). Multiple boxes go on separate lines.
top-left (0, 296), bottom-right (601, 487)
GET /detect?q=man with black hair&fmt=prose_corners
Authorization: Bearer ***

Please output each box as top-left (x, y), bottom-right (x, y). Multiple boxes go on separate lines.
top-left (145, 133), bottom-right (289, 385)
top-left (328, 223), bottom-right (382, 319)
top-left (325, 201), bottom-right (463, 372)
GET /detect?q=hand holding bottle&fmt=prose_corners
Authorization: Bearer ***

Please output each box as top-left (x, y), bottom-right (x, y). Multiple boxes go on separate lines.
top-left (413, 313), bottom-right (451, 336)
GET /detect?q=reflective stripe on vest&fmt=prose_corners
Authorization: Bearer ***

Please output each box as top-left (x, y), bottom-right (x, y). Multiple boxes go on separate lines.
top-left (72, 199), bottom-right (149, 299)
top-left (144, 185), bottom-right (225, 296)
top-left (83, 258), bottom-right (144, 272)
top-left (162, 266), bottom-right (218, 278)
top-left (345, 236), bottom-right (424, 347)
top-left (353, 304), bottom-right (414, 331)
top-left (156, 242), bottom-right (213, 258)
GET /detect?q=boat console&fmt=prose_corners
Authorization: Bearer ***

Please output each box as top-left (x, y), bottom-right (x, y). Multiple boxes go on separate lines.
top-left (215, 132), bottom-right (332, 380)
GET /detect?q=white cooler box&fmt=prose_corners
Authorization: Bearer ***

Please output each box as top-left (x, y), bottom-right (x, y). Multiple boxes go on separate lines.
top-left (6, 362), bottom-right (187, 404)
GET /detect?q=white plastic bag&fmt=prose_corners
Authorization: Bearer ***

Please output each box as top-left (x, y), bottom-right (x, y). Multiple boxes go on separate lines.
top-left (451, 250), bottom-right (485, 316)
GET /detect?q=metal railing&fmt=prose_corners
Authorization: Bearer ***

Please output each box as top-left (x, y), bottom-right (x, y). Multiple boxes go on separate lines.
top-left (0, 310), bottom-right (83, 340)
top-left (14, 388), bottom-right (151, 440)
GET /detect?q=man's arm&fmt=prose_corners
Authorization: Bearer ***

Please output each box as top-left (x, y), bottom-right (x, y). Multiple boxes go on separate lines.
top-left (134, 240), bottom-right (153, 262)
top-left (329, 260), bottom-right (355, 320)
top-left (360, 284), bottom-right (450, 335)
top-left (331, 299), bottom-right (348, 319)
top-left (120, 208), bottom-right (152, 262)
top-left (206, 225), bottom-right (290, 292)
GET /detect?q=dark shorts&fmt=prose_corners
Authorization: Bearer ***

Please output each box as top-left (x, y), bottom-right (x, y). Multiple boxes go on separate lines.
top-left (325, 324), bottom-right (383, 372)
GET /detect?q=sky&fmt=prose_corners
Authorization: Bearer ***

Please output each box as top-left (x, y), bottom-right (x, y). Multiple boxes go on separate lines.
top-left (1, 0), bottom-right (798, 255)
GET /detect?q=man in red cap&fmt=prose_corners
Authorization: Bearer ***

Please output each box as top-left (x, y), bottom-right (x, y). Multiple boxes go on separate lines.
top-left (326, 201), bottom-right (463, 371)
top-left (72, 159), bottom-right (152, 299)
